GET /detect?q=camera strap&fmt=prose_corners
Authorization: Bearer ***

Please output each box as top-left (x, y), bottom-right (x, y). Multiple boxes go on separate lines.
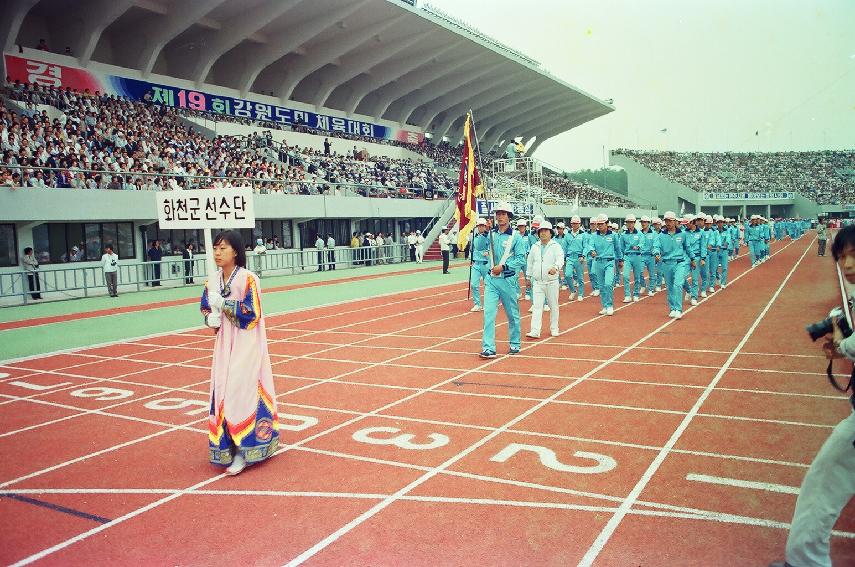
top-left (826, 360), bottom-right (854, 394)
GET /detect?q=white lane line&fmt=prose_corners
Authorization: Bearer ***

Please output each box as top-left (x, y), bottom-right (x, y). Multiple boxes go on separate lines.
top-left (578, 235), bottom-right (814, 566)
top-left (685, 473), bottom-right (800, 495)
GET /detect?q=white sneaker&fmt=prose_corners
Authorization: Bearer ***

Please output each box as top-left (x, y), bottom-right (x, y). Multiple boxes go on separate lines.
top-left (592, 290), bottom-right (601, 296)
top-left (528, 305), bottom-right (534, 313)
top-left (633, 296), bottom-right (639, 302)
top-left (668, 310), bottom-right (677, 318)
top-left (226, 453), bottom-right (246, 476)
top-left (606, 307), bottom-right (614, 316)
top-left (526, 332), bottom-right (540, 339)
top-left (639, 287), bottom-right (647, 295)
top-left (544, 305), bottom-right (550, 312)
top-left (701, 291), bottom-right (707, 298)
top-left (674, 311), bottom-right (683, 319)
top-left (690, 299), bottom-right (698, 306)
top-left (598, 308), bottom-right (607, 315)
top-left (560, 285), bottom-right (568, 290)
top-left (469, 305), bottom-right (482, 312)
top-left (708, 287), bottom-right (715, 293)
top-left (569, 292), bottom-right (577, 301)
top-left (685, 292), bottom-right (691, 301)
top-left (577, 296), bottom-right (583, 302)
top-left (721, 283), bottom-right (727, 289)
top-left (550, 330), bottom-right (560, 337)
top-left (623, 297), bottom-right (631, 303)
top-left (648, 290), bottom-right (654, 297)
top-left (655, 286), bottom-right (662, 292)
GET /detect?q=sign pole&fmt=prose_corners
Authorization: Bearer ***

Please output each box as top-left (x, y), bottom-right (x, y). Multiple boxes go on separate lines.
top-left (204, 228), bottom-right (217, 291)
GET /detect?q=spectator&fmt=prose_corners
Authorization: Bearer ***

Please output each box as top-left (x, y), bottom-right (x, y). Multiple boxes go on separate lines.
top-left (22, 246), bottom-right (41, 300)
top-left (101, 244), bottom-right (119, 297)
top-left (36, 39), bottom-right (48, 51)
top-left (147, 240), bottom-right (162, 286)
top-left (182, 242), bottom-right (195, 284)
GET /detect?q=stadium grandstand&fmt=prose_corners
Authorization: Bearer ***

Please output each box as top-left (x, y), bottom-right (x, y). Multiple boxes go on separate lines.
top-left (612, 149), bottom-right (855, 221)
top-left (0, 0), bottom-right (644, 282)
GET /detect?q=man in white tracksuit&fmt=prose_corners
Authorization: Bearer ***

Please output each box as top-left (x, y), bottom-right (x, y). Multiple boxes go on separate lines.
top-left (526, 221), bottom-right (564, 338)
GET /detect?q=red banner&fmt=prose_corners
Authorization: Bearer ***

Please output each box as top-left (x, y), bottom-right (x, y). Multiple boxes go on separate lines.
top-left (454, 113), bottom-right (483, 250)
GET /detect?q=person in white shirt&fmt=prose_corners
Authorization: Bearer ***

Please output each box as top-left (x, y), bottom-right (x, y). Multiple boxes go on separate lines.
top-left (252, 238), bottom-right (267, 276)
top-left (526, 221), bottom-right (564, 338)
top-left (326, 233), bottom-right (336, 270)
top-left (314, 235), bottom-right (325, 271)
top-left (439, 228), bottom-right (451, 274)
top-left (406, 231), bottom-right (417, 262)
top-left (415, 230), bottom-right (425, 263)
top-left (101, 244), bottom-right (119, 297)
top-left (22, 247), bottom-right (42, 300)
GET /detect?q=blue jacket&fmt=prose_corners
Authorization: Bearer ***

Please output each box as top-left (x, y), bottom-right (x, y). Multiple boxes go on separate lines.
top-left (620, 229), bottom-right (644, 256)
top-left (471, 231), bottom-right (490, 264)
top-left (488, 227), bottom-right (527, 277)
top-left (639, 228), bottom-right (661, 256)
top-left (684, 227), bottom-right (707, 260)
top-left (704, 227), bottom-right (721, 250)
top-left (563, 229), bottom-right (589, 258)
top-left (746, 224), bottom-right (762, 242)
top-left (658, 228), bottom-right (692, 262)
top-left (717, 227), bottom-right (732, 250)
top-left (586, 230), bottom-right (623, 262)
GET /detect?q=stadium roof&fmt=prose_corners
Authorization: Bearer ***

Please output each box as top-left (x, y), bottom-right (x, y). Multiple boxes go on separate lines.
top-left (2, 0), bottom-right (614, 151)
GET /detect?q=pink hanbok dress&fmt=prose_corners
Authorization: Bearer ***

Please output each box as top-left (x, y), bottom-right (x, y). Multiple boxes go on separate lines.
top-left (200, 267), bottom-right (279, 467)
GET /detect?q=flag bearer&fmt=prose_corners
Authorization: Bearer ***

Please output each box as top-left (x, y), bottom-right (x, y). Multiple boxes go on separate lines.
top-left (480, 202), bottom-right (528, 359)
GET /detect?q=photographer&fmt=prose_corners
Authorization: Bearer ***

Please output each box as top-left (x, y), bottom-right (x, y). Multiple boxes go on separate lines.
top-left (101, 244), bottom-right (119, 298)
top-left (771, 224), bottom-right (855, 567)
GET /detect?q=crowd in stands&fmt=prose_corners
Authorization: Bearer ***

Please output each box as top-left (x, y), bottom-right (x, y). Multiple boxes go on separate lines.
top-left (614, 149), bottom-right (855, 205)
top-left (0, 78), bottom-right (640, 207)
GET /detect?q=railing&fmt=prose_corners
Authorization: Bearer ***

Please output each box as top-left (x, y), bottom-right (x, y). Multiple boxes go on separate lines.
top-left (0, 164), bottom-right (450, 199)
top-left (1, 244), bottom-right (413, 306)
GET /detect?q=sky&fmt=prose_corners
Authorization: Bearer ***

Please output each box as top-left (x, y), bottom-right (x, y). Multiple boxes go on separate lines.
top-left (424, 0), bottom-right (855, 171)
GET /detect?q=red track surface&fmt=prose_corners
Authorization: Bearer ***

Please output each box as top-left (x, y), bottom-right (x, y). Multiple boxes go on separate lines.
top-left (2, 236), bottom-right (854, 566)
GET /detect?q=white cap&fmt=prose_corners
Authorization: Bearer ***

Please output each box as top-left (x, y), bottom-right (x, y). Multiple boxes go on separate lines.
top-left (694, 212), bottom-right (706, 221)
top-left (625, 214), bottom-right (637, 222)
top-left (532, 215), bottom-right (544, 224)
top-left (516, 218), bottom-right (528, 226)
top-left (704, 215), bottom-right (713, 223)
top-left (750, 214), bottom-right (760, 220)
top-left (653, 217), bottom-right (662, 224)
top-left (663, 211), bottom-right (677, 220)
top-left (476, 217), bottom-right (487, 226)
top-left (640, 215), bottom-right (651, 222)
top-left (556, 221), bottom-right (566, 228)
top-left (538, 221), bottom-right (554, 232)
top-left (712, 214), bottom-right (721, 221)
top-left (416, 229), bottom-right (421, 234)
top-left (570, 215), bottom-right (582, 223)
top-left (494, 201), bottom-right (515, 215)
top-left (610, 222), bottom-right (619, 229)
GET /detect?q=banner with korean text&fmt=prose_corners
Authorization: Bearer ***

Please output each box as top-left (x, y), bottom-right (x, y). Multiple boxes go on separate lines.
top-left (5, 53), bottom-right (423, 143)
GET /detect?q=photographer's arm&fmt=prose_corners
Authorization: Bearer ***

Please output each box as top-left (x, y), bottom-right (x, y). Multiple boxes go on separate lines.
top-left (827, 318), bottom-right (854, 360)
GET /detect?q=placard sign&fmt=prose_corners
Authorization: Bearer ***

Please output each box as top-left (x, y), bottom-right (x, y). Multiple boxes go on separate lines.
top-left (156, 187), bottom-right (256, 283)
top-left (156, 187), bottom-right (255, 229)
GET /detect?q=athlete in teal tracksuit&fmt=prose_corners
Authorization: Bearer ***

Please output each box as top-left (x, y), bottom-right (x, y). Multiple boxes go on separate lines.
top-left (469, 219), bottom-right (490, 311)
top-left (729, 219), bottom-right (740, 259)
top-left (481, 205), bottom-right (528, 358)
top-left (516, 221), bottom-right (532, 300)
top-left (702, 217), bottom-right (720, 294)
top-left (652, 218), bottom-right (666, 289)
top-left (715, 218), bottom-right (732, 287)
top-left (564, 218), bottom-right (588, 300)
top-left (620, 216), bottom-right (644, 302)
top-left (760, 219), bottom-right (771, 260)
top-left (682, 216), bottom-right (707, 303)
top-left (554, 223), bottom-right (568, 288)
top-left (746, 217), bottom-right (762, 266)
top-left (586, 216), bottom-right (623, 315)
top-left (639, 217), bottom-right (660, 296)
top-left (658, 213), bottom-right (693, 318)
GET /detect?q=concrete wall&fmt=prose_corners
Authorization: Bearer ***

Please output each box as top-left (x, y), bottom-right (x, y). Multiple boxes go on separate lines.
top-left (610, 154), bottom-right (699, 213)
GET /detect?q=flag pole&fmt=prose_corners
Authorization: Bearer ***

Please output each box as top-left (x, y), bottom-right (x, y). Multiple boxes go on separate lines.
top-left (467, 109), bottom-right (498, 274)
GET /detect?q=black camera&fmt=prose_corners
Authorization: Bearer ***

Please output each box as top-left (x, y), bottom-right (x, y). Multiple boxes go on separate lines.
top-left (806, 308), bottom-right (853, 341)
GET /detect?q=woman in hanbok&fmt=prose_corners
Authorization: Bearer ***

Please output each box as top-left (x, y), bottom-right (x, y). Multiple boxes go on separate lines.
top-left (201, 230), bottom-right (278, 475)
